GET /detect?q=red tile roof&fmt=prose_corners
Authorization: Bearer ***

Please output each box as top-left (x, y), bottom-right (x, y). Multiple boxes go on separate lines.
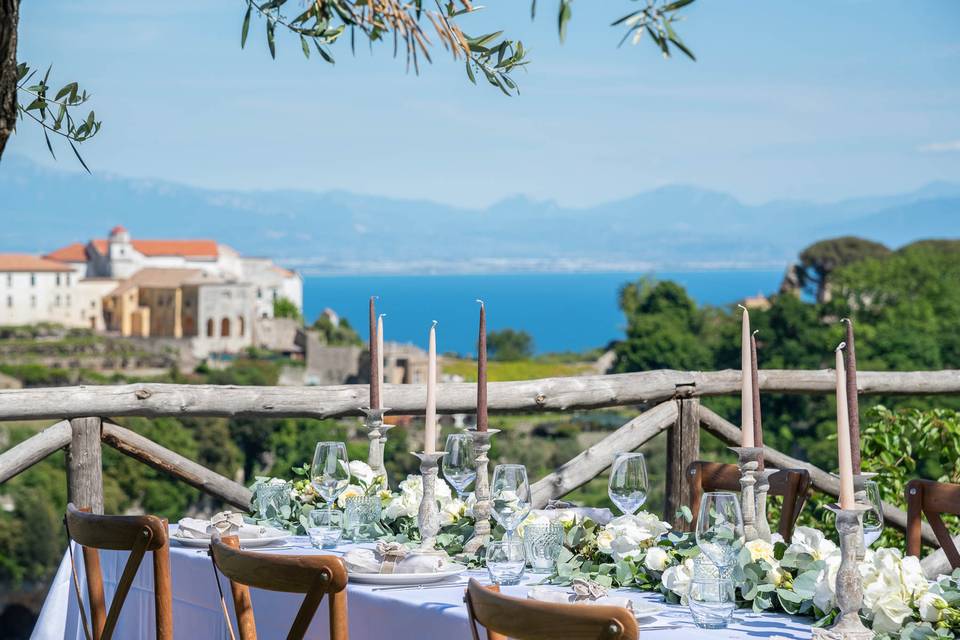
top-left (0, 254), bottom-right (73, 272)
top-left (60, 238), bottom-right (220, 260)
top-left (45, 243), bottom-right (88, 262)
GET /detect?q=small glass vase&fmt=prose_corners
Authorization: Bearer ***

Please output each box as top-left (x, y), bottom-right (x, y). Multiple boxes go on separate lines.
top-left (523, 522), bottom-right (564, 573)
top-left (343, 496), bottom-right (386, 542)
top-left (687, 556), bottom-right (736, 629)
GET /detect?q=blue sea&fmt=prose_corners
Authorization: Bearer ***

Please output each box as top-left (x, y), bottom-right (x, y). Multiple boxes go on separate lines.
top-left (302, 270), bottom-right (783, 356)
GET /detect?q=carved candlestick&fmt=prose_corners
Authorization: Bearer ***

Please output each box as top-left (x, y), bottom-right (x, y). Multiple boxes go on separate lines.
top-left (413, 451), bottom-right (447, 550)
top-left (812, 504), bottom-right (873, 640)
top-left (463, 427), bottom-right (499, 554)
top-left (754, 468), bottom-right (776, 543)
top-left (729, 446), bottom-right (763, 542)
top-left (361, 408), bottom-right (393, 485)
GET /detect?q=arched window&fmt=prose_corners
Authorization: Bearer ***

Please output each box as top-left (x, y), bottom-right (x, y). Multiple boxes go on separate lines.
top-left (237, 316), bottom-right (245, 337)
top-left (221, 317), bottom-right (231, 337)
top-left (206, 318), bottom-right (215, 337)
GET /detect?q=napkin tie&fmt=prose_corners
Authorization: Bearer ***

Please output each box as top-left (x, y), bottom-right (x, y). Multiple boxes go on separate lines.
top-left (210, 511), bottom-right (245, 536)
top-left (376, 541), bottom-right (409, 574)
top-left (571, 578), bottom-right (609, 602)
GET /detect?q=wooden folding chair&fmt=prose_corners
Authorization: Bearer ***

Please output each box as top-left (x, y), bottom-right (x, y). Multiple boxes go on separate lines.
top-left (687, 461), bottom-right (812, 542)
top-left (209, 534), bottom-right (349, 640)
top-left (907, 479), bottom-right (960, 567)
top-left (464, 579), bottom-right (638, 640)
top-left (64, 503), bottom-right (172, 640)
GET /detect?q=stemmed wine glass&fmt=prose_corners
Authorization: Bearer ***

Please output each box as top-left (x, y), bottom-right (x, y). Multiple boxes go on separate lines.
top-left (491, 464), bottom-right (531, 541)
top-left (608, 452), bottom-right (649, 515)
top-left (695, 492), bottom-right (745, 570)
top-left (861, 480), bottom-right (884, 548)
top-left (442, 434), bottom-right (476, 499)
top-left (311, 442), bottom-right (351, 518)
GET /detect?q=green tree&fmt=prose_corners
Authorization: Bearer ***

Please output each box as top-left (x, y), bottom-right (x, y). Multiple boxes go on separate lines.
top-left (487, 328), bottom-right (534, 361)
top-left (312, 314), bottom-right (362, 347)
top-left (272, 296), bottom-right (302, 321)
top-left (795, 236), bottom-right (891, 302)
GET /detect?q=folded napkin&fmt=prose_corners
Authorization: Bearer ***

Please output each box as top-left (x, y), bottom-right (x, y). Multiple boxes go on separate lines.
top-left (527, 586), bottom-right (634, 612)
top-left (175, 514), bottom-right (268, 540)
top-left (344, 544), bottom-right (449, 575)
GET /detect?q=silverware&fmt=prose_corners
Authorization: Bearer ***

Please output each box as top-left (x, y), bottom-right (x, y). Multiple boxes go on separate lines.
top-left (371, 581), bottom-right (473, 592)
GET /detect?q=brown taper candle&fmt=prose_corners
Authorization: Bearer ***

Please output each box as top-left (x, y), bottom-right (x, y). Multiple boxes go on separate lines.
top-left (369, 296), bottom-right (379, 410)
top-left (476, 299), bottom-right (488, 432)
top-left (751, 330), bottom-right (764, 471)
top-left (842, 318), bottom-right (861, 474)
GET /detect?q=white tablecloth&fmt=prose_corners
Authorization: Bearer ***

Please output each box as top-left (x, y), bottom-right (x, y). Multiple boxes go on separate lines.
top-left (33, 533), bottom-right (813, 640)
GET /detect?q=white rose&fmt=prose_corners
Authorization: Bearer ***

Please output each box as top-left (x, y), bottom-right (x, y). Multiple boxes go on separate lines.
top-left (644, 547), bottom-right (669, 572)
top-left (596, 529), bottom-right (616, 555)
top-left (348, 461), bottom-right (375, 486)
top-left (812, 551), bottom-right (842, 612)
top-left (918, 592), bottom-right (947, 623)
top-left (661, 558), bottom-right (695, 601)
top-left (785, 527), bottom-right (838, 564)
top-left (870, 594), bottom-right (914, 634)
top-left (557, 510), bottom-right (578, 528)
top-left (745, 539), bottom-right (776, 564)
top-left (439, 498), bottom-right (466, 526)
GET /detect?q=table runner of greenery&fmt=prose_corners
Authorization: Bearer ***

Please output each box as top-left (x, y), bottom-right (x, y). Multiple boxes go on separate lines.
top-left (251, 461), bottom-right (960, 639)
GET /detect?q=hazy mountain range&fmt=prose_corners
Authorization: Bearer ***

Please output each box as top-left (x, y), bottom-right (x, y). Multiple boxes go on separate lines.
top-left (2, 155), bottom-right (958, 274)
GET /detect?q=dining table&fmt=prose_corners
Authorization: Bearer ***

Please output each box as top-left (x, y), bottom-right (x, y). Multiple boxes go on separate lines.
top-left (32, 529), bottom-right (814, 640)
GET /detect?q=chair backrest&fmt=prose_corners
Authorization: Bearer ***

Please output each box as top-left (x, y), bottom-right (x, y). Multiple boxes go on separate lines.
top-left (687, 461), bottom-right (812, 542)
top-left (64, 503), bottom-right (172, 640)
top-left (907, 479), bottom-right (960, 567)
top-left (209, 534), bottom-right (349, 640)
top-left (464, 579), bottom-right (638, 640)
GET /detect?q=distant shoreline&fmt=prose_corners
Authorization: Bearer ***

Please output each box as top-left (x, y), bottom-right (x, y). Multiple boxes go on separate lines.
top-left (291, 263), bottom-right (790, 278)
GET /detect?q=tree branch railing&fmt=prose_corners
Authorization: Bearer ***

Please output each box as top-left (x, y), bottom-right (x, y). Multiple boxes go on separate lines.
top-left (0, 368), bottom-right (954, 554)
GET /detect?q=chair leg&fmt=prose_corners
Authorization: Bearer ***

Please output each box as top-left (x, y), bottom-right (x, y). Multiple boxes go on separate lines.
top-left (154, 544), bottom-right (173, 640)
top-left (329, 589), bottom-right (348, 640)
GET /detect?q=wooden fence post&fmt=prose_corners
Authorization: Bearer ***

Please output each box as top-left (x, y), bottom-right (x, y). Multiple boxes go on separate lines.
top-left (664, 392), bottom-right (700, 530)
top-left (66, 417), bottom-right (104, 514)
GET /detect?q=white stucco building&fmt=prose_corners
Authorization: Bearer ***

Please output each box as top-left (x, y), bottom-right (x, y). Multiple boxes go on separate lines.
top-left (0, 255), bottom-right (76, 326)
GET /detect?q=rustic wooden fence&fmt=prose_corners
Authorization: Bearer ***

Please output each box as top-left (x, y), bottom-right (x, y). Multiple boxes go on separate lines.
top-left (1, 368), bottom-right (958, 550)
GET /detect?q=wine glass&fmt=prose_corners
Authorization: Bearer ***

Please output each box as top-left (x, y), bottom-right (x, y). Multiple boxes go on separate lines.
top-left (861, 480), bottom-right (884, 548)
top-left (443, 434), bottom-right (476, 499)
top-left (491, 464), bottom-right (531, 540)
top-left (311, 442), bottom-right (351, 518)
top-left (608, 452), bottom-right (649, 515)
top-left (695, 492), bottom-right (744, 569)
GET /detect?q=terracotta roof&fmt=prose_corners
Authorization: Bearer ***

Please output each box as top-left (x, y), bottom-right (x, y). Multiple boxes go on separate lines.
top-left (0, 254), bottom-right (73, 272)
top-left (45, 243), bottom-right (88, 262)
top-left (83, 238), bottom-right (219, 259)
top-left (271, 264), bottom-right (296, 278)
top-left (110, 225), bottom-right (127, 235)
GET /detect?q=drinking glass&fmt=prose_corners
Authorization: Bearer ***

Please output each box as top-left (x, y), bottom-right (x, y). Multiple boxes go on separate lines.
top-left (861, 480), bottom-right (884, 548)
top-left (695, 491), bottom-right (744, 569)
top-left (311, 442), bottom-right (351, 518)
top-left (255, 482), bottom-right (291, 529)
top-left (491, 464), bottom-right (531, 540)
top-left (486, 539), bottom-right (526, 585)
top-left (608, 452), bottom-right (649, 515)
top-left (523, 522), bottom-right (564, 573)
top-left (688, 556), bottom-right (736, 629)
top-left (442, 434), bottom-right (476, 499)
top-left (306, 508), bottom-right (343, 549)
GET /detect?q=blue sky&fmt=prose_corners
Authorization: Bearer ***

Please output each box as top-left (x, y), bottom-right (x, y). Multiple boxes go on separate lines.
top-left (9, 1), bottom-right (960, 208)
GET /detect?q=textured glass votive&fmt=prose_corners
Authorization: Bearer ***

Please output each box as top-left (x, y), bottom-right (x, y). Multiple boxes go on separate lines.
top-left (343, 496), bottom-right (384, 542)
top-left (523, 522), bottom-right (564, 573)
top-left (255, 482), bottom-right (291, 528)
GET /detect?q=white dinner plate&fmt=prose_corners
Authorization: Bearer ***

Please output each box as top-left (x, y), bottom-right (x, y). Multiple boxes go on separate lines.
top-left (171, 526), bottom-right (289, 548)
top-left (347, 563), bottom-right (468, 585)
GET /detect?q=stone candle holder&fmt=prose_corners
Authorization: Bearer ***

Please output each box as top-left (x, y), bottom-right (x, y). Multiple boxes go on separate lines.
top-left (729, 446), bottom-right (763, 542)
top-left (754, 467), bottom-right (776, 543)
top-left (412, 451), bottom-right (447, 550)
top-left (463, 427), bottom-right (499, 554)
top-left (812, 503), bottom-right (873, 640)
top-left (361, 407), bottom-right (394, 485)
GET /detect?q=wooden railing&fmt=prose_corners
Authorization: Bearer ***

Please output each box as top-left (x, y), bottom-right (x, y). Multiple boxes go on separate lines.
top-left (2, 369), bottom-right (959, 551)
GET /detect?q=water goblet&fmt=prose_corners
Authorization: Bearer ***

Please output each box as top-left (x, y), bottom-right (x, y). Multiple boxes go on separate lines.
top-left (608, 452), bottom-right (649, 515)
top-left (442, 434), bottom-right (476, 499)
top-left (491, 464), bottom-right (531, 541)
top-left (311, 441), bottom-right (351, 519)
top-left (861, 480), bottom-right (884, 548)
top-left (486, 539), bottom-right (526, 585)
top-left (306, 508), bottom-right (343, 549)
top-left (695, 491), bottom-right (744, 570)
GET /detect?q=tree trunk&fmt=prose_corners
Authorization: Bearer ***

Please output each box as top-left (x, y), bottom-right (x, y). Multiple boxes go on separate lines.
top-left (0, 0), bottom-right (18, 160)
